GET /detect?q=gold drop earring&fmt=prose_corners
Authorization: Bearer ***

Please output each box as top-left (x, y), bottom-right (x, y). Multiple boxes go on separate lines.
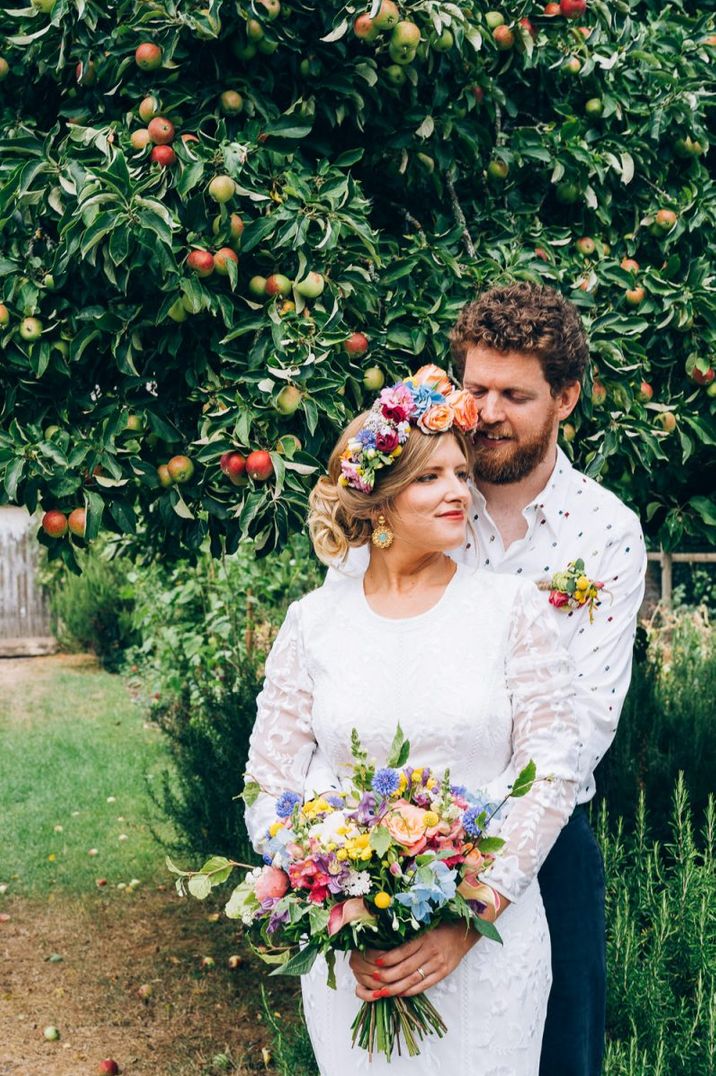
top-left (371, 514), bottom-right (394, 550)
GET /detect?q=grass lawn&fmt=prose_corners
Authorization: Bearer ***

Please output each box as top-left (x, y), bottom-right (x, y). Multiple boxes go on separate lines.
top-left (0, 654), bottom-right (173, 896)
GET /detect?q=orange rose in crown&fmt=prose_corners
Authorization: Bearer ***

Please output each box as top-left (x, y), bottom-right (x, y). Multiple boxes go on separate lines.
top-left (411, 363), bottom-right (454, 396)
top-left (447, 389), bottom-right (480, 430)
top-left (418, 404), bottom-right (454, 433)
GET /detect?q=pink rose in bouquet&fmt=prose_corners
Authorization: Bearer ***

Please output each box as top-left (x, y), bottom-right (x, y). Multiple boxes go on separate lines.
top-left (384, 800), bottom-right (431, 856)
top-left (255, 866), bottom-right (289, 902)
top-left (549, 589), bottom-right (570, 608)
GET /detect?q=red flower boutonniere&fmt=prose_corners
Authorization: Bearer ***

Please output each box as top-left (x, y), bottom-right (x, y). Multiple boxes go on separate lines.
top-left (541, 559), bottom-right (605, 623)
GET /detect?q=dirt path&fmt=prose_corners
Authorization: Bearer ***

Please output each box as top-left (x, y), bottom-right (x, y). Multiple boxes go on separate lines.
top-left (0, 655), bottom-right (301, 1076)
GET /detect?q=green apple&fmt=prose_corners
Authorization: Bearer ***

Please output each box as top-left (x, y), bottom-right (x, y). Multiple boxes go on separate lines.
top-left (19, 316), bottom-right (43, 341)
top-left (294, 271), bottom-right (325, 299)
top-left (248, 275), bottom-right (268, 299)
top-left (208, 175), bottom-right (235, 203)
top-left (167, 298), bottom-right (187, 323)
top-left (275, 385), bottom-right (303, 415)
top-left (363, 366), bottom-right (385, 391)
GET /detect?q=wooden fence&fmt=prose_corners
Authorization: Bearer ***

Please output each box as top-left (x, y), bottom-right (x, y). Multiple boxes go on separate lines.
top-left (647, 550), bottom-right (716, 608)
top-left (0, 507), bottom-right (54, 652)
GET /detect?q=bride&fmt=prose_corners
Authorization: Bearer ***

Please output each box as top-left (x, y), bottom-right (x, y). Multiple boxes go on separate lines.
top-left (244, 365), bottom-right (582, 1074)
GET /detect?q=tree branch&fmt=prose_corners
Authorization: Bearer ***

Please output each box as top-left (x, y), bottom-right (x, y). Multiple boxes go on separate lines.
top-left (445, 174), bottom-right (476, 259)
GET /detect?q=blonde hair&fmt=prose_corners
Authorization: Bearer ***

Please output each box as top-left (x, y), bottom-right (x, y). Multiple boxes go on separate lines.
top-left (308, 413), bottom-right (474, 566)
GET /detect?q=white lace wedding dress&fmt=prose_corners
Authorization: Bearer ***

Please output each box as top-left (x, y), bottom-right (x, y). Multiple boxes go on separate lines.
top-left (244, 563), bottom-right (581, 1075)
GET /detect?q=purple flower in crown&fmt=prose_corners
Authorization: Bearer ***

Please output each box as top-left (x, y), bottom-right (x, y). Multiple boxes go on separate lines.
top-left (379, 383), bottom-right (418, 423)
top-left (356, 428), bottom-right (377, 449)
top-left (406, 383), bottom-right (445, 417)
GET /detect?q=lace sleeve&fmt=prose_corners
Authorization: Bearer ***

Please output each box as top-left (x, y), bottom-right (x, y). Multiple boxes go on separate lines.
top-left (482, 582), bottom-right (582, 903)
top-left (243, 601), bottom-right (316, 853)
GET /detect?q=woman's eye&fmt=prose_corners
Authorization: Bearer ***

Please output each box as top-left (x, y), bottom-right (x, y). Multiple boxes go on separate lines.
top-left (416, 473), bottom-right (436, 482)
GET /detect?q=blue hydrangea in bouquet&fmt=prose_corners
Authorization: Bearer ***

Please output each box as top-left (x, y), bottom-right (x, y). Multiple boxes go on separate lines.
top-left (168, 726), bottom-right (536, 1062)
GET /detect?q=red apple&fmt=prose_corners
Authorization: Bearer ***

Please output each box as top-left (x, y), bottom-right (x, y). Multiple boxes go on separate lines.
top-left (0, 303), bottom-right (9, 326)
top-left (638, 381), bottom-right (654, 402)
top-left (691, 366), bottom-right (715, 386)
top-left (265, 273), bottom-right (292, 297)
top-left (97, 1061), bottom-right (121, 1075)
top-left (187, 250), bottom-right (214, 277)
top-left (138, 95), bottom-right (159, 122)
top-left (181, 133), bottom-right (199, 145)
top-left (562, 422), bottom-right (576, 442)
top-left (166, 455), bottom-right (195, 483)
top-left (213, 247), bottom-right (238, 276)
top-left (0, 57), bottom-right (9, 81)
top-left (135, 43), bottom-right (162, 71)
top-left (42, 510), bottom-right (68, 538)
top-left (136, 983), bottom-right (153, 1002)
top-left (493, 25), bottom-right (515, 50)
top-left (246, 450), bottom-right (274, 481)
top-left (343, 332), bottom-right (369, 358)
top-left (560, 0), bottom-right (587, 16)
top-left (544, 3), bottom-right (561, 13)
top-left (576, 237), bottom-right (596, 255)
top-left (519, 18), bottom-right (537, 39)
top-left (592, 380), bottom-right (607, 405)
top-left (620, 257), bottom-right (640, 274)
top-left (625, 286), bottom-right (645, 306)
top-left (221, 452), bottom-right (247, 483)
top-left (654, 208), bottom-right (677, 233)
top-left (354, 14), bottom-right (379, 42)
top-left (534, 247), bottom-right (549, 262)
top-left (150, 145), bottom-right (176, 166)
top-left (147, 117), bottom-right (174, 145)
top-left (68, 508), bottom-right (86, 537)
top-left (656, 411), bottom-right (676, 432)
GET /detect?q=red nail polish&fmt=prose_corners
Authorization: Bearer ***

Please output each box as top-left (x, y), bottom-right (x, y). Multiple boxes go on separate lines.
top-left (376, 958), bottom-right (384, 967)
top-left (372, 971), bottom-right (381, 981)
top-left (372, 990), bottom-right (382, 999)
top-left (380, 988), bottom-right (390, 998)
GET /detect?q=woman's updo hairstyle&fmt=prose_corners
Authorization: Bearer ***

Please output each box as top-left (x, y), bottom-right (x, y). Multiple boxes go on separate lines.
top-left (308, 413), bottom-right (474, 566)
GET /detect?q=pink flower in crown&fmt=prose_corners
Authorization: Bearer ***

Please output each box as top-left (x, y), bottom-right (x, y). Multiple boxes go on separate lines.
top-left (375, 428), bottom-right (399, 453)
top-left (379, 383), bottom-right (418, 423)
top-left (446, 389), bottom-right (480, 432)
top-left (549, 590), bottom-right (571, 608)
top-left (412, 364), bottom-right (454, 397)
top-left (340, 458), bottom-right (373, 493)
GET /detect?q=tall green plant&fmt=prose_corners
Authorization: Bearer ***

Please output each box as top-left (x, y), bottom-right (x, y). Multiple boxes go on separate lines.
top-left (599, 779), bottom-right (716, 1075)
top-left (597, 609), bottom-right (716, 837)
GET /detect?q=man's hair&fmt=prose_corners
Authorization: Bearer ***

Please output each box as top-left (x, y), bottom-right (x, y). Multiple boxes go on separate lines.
top-left (449, 282), bottom-right (589, 395)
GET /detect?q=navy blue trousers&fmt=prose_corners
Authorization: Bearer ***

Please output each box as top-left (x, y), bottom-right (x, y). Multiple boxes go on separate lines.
top-left (538, 806), bottom-right (606, 1076)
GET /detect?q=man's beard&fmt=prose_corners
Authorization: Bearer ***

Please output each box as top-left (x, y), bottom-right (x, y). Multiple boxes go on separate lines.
top-left (472, 411), bottom-right (555, 485)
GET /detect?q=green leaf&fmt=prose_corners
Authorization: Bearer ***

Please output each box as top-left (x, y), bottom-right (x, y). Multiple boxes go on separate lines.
top-left (471, 917), bottom-right (503, 944)
top-left (242, 780), bottom-right (261, 807)
top-left (476, 837), bottom-right (505, 853)
top-left (269, 943), bottom-right (320, 977)
top-left (511, 760), bottom-right (537, 798)
top-left (386, 724), bottom-right (406, 767)
top-left (369, 826), bottom-right (392, 858)
top-left (187, 874), bottom-right (212, 899)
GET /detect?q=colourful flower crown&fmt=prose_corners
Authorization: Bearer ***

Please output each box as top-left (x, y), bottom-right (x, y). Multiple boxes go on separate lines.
top-left (338, 364), bottom-right (480, 494)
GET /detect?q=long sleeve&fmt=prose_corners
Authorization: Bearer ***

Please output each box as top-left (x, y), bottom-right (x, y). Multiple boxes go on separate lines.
top-left (243, 601), bottom-right (317, 853)
top-left (483, 582), bottom-right (582, 903)
top-left (570, 519), bottom-right (647, 800)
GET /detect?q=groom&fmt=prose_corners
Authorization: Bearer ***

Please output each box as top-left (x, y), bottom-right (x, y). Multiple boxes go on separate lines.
top-left (449, 281), bottom-right (646, 1075)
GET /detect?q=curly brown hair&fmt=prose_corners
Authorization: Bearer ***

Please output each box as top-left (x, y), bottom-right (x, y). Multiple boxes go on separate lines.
top-left (449, 282), bottom-right (589, 395)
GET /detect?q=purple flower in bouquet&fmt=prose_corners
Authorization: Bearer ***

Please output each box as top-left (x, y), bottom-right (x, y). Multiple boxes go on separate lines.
top-left (371, 768), bottom-right (401, 798)
top-left (348, 791), bottom-right (381, 826)
top-left (267, 905), bottom-right (290, 935)
top-left (276, 790), bottom-right (302, 818)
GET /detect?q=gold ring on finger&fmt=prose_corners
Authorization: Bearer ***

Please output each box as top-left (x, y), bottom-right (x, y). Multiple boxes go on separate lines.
top-left (417, 966), bottom-right (426, 981)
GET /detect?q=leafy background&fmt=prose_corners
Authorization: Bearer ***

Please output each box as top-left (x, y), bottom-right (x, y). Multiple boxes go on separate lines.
top-left (1, 0), bottom-right (715, 568)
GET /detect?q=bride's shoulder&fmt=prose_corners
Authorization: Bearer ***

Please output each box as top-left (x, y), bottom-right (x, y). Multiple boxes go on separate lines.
top-left (292, 572), bottom-right (359, 619)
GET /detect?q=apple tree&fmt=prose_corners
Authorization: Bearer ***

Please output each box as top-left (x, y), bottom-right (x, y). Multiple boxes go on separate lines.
top-left (0, 0), bottom-right (715, 567)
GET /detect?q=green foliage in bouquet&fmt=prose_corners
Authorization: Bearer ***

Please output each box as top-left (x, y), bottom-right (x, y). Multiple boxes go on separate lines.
top-left (1, 2), bottom-right (715, 568)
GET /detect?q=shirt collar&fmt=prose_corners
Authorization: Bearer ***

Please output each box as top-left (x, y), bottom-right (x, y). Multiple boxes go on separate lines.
top-left (470, 446), bottom-right (574, 531)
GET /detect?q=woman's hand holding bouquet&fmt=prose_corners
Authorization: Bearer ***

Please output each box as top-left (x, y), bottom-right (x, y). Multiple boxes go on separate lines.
top-left (170, 726), bottom-right (536, 1062)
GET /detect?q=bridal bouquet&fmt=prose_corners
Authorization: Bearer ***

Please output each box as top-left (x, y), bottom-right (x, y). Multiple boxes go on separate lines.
top-left (169, 727), bottom-right (535, 1062)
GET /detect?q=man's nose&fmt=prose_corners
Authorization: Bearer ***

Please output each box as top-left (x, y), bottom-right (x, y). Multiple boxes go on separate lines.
top-left (478, 392), bottom-right (505, 424)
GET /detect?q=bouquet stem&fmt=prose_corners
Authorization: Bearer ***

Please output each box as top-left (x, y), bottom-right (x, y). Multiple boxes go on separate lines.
top-left (351, 994), bottom-right (448, 1060)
